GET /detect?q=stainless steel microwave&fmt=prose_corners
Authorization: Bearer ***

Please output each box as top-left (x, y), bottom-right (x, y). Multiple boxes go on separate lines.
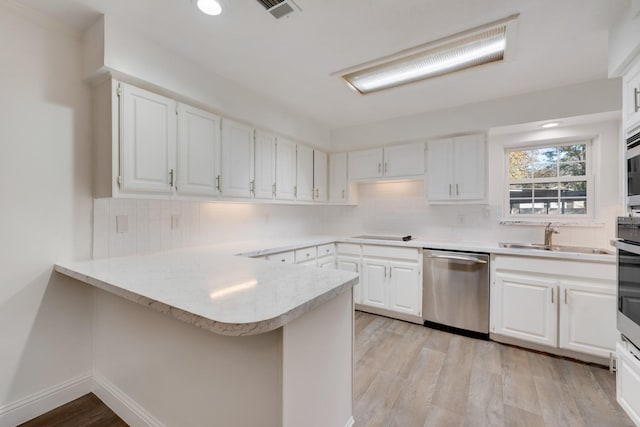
top-left (627, 125), bottom-right (640, 206)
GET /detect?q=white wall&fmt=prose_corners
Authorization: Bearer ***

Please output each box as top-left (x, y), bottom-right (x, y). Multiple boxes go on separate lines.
top-left (85, 15), bottom-right (332, 150)
top-left (324, 119), bottom-right (622, 249)
top-left (0, 1), bottom-right (94, 422)
top-left (330, 78), bottom-right (621, 150)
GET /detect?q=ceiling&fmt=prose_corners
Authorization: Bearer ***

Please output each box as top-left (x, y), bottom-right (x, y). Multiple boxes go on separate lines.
top-left (17, 0), bottom-right (628, 129)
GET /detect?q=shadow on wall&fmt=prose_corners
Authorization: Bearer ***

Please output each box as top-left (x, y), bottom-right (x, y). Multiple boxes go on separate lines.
top-left (0, 270), bottom-right (93, 418)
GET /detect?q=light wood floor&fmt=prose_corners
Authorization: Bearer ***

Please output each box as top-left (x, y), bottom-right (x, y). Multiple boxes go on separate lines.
top-left (354, 311), bottom-right (634, 427)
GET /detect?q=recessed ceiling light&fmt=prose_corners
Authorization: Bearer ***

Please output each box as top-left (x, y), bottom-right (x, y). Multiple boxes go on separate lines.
top-left (196, 0), bottom-right (222, 16)
top-left (335, 14), bottom-right (519, 95)
top-left (541, 122), bottom-right (561, 128)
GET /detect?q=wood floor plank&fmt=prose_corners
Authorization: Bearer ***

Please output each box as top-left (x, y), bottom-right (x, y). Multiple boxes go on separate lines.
top-left (533, 376), bottom-right (585, 426)
top-left (422, 404), bottom-right (465, 427)
top-left (354, 370), bottom-right (406, 427)
top-left (501, 346), bottom-right (542, 416)
top-left (465, 370), bottom-right (504, 427)
top-left (388, 347), bottom-right (446, 427)
top-left (503, 404), bottom-right (546, 427)
top-left (19, 393), bottom-right (127, 427)
top-left (429, 335), bottom-right (475, 415)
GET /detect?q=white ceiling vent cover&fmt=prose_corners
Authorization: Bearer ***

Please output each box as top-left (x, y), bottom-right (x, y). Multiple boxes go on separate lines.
top-left (257, 0), bottom-right (300, 19)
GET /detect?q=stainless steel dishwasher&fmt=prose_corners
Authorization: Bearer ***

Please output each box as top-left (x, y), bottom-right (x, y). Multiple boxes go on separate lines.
top-left (422, 249), bottom-right (489, 338)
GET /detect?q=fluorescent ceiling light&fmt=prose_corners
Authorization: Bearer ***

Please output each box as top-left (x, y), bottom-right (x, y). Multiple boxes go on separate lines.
top-left (339, 15), bottom-right (518, 95)
top-left (541, 122), bottom-right (561, 128)
top-left (197, 0), bottom-right (222, 16)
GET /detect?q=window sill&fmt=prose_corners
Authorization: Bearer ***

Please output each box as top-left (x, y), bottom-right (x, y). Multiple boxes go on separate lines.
top-left (499, 220), bottom-right (606, 228)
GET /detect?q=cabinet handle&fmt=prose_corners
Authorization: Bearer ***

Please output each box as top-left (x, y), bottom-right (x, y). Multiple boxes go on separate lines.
top-left (378, 163), bottom-right (382, 174)
top-left (294, 186), bottom-right (297, 197)
top-left (272, 183), bottom-right (276, 196)
top-left (551, 288), bottom-right (554, 304)
top-left (635, 88), bottom-right (640, 113)
top-left (250, 180), bottom-right (255, 194)
top-left (456, 183), bottom-right (459, 196)
top-left (384, 162), bottom-right (388, 173)
top-left (389, 267), bottom-right (392, 278)
top-left (384, 266), bottom-right (387, 277)
top-left (449, 184), bottom-right (452, 196)
top-left (564, 288), bottom-right (568, 304)
top-left (216, 175), bottom-right (221, 191)
top-left (169, 169), bottom-right (174, 187)
top-left (342, 189), bottom-right (345, 199)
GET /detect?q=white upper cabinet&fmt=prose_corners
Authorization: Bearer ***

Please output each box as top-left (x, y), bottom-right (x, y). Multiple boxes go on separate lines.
top-left (329, 152), bottom-right (348, 203)
top-left (254, 130), bottom-right (276, 200)
top-left (624, 61), bottom-right (640, 129)
top-left (176, 104), bottom-right (221, 197)
top-left (221, 119), bottom-right (254, 198)
top-left (383, 142), bottom-right (425, 178)
top-left (313, 150), bottom-right (328, 202)
top-left (348, 142), bottom-right (425, 181)
top-left (296, 144), bottom-right (314, 201)
top-left (348, 148), bottom-right (383, 180)
top-left (119, 82), bottom-right (177, 195)
top-left (426, 133), bottom-right (486, 202)
top-left (275, 137), bottom-right (297, 200)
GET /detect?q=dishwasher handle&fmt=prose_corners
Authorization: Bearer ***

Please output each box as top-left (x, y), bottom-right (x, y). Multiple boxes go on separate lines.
top-left (425, 253), bottom-right (488, 264)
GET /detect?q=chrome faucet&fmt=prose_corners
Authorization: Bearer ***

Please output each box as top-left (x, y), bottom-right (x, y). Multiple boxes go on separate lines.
top-left (544, 223), bottom-right (559, 247)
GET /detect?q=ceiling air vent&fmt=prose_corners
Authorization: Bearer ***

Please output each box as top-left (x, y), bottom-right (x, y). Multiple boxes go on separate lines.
top-left (256, 0), bottom-right (300, 19)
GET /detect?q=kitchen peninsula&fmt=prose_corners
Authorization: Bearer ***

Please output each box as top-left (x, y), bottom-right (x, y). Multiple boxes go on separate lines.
top-left (55, 244), bottom-right (358, 427)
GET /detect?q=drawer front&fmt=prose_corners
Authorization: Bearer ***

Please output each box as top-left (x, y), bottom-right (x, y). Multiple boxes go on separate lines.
top-left (295, 247), bottom-right (317, 263)
top-left (362, 245), bottom-right (419, 261)
top-left (617, 342), bottom-right (640, 426)
top-left (267, 251), bottom-right (295, 264)
top-left (317, 243), bottom-right (336, 257)
top-left (336, 243), bottom-right (362, 256)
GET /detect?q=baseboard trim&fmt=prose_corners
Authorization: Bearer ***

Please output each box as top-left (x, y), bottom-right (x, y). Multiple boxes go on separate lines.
top-left (92, 373), bottom-right (164, 427)
top-left (344, 416), bottom-right (355, 427)
top-left (0, 373), bottom-right (92, 427)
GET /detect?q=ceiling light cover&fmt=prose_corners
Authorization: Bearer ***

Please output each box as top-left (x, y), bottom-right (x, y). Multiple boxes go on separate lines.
top-left (197, 0), bottom-right (222, 16)
top-left (343, 25), bottom-right (508, 94)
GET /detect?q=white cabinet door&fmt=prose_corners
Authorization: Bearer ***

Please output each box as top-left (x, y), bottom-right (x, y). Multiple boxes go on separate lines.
top-left (388, 261), bottom-right (421, 316)
top-left (425, 138), bottom-right (454, 201)
top-left (313, 150), bottom-right (328, 202)
top-left (426, 134), bottom-right (485, 202)
top-left (383, 142), bottom-right (425, 178)
top-left (254, 130), bottom-right (276, 199)
top-left (494, 273), bottom-right (558, 347)
top-left (362, 260), bottom-right (387, 309)
top-left (624, 61), bottom-right (640, 128)
top-left (275, 137), bottom-right (297, 200)
top-left (317, 256), bottom-right (335, 270)
top-left (119, 82), bottom-right (176, 194)
top-left (348, 148), bottom-right (383, 180)
top-left (296, 144), bottom-right (314, 201)
top-left (559, 282), bottom-right (618, 358)
top-left (329, 152), bottom-right (348, 203)
top-left (338, 256), bottom-right (361, 305)
top-left (617, 343), bottom-right (640, 426)
top-left (221, 119), bottom-right (254, 198)
top-left (176, 103), bottom-right (220, 197)
top-left (266, 251), bottom-right (295, 264)
top-left (454, 134), bottom-right (486, 200)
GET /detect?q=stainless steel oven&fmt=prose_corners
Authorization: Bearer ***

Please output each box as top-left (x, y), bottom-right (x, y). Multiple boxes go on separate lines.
top-left (626, 125), bottom-right (640, 207)
top-left (614, 217), bottom-right (640, 348)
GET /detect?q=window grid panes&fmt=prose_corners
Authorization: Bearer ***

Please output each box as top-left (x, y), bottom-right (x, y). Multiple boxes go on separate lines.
top-left (507, 142), bottom-right (588, 216)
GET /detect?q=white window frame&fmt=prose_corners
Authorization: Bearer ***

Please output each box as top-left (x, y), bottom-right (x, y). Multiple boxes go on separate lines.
top-left (503, 138), bottom-right (594, 222)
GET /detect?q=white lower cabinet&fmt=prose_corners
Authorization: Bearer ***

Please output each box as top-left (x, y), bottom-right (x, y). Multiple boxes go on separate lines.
top-left (617, 342), bottom-right (640, 426)
top-left (337, 256), bottom-right (361, 304)
top-left (360, 246), bottom-right (422, 317)
top-left (493, 272), bottom-right (558, 347)
top-left (559, 282), bottom-right (618, 358)
top-left (492, 255), bottom-right (617, 359)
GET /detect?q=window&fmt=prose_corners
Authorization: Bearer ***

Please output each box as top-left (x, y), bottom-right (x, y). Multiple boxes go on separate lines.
top-left (506, 140), bottom-right (591, 218)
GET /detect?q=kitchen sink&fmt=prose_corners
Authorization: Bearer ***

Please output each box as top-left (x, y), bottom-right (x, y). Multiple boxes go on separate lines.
top-left (499, 242), bottom-right (613, 255)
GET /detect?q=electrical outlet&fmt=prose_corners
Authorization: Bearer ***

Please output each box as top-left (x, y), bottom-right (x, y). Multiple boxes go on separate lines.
top-left (116, 215), bottom-right (128, 234)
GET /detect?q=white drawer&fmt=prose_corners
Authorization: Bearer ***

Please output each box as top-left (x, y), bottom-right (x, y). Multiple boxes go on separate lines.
top-left (617, 342), bottom-right (640, 426)
top-left (336, 243), bottom-right (361, 256)
top-left (317, 243), bottom-right (336, 257)
top-left (267, 251), bottom-right (295, 264)
top-left (295, 247), bottom-right (317, 263)
top-left (362, 245), bottom-right (419, 261)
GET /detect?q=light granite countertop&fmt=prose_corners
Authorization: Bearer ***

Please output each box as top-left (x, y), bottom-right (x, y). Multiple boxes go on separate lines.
top-left (54, 234), bottom-right (614, 338)
top-left (55, 243), bottom-right (358, 337)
